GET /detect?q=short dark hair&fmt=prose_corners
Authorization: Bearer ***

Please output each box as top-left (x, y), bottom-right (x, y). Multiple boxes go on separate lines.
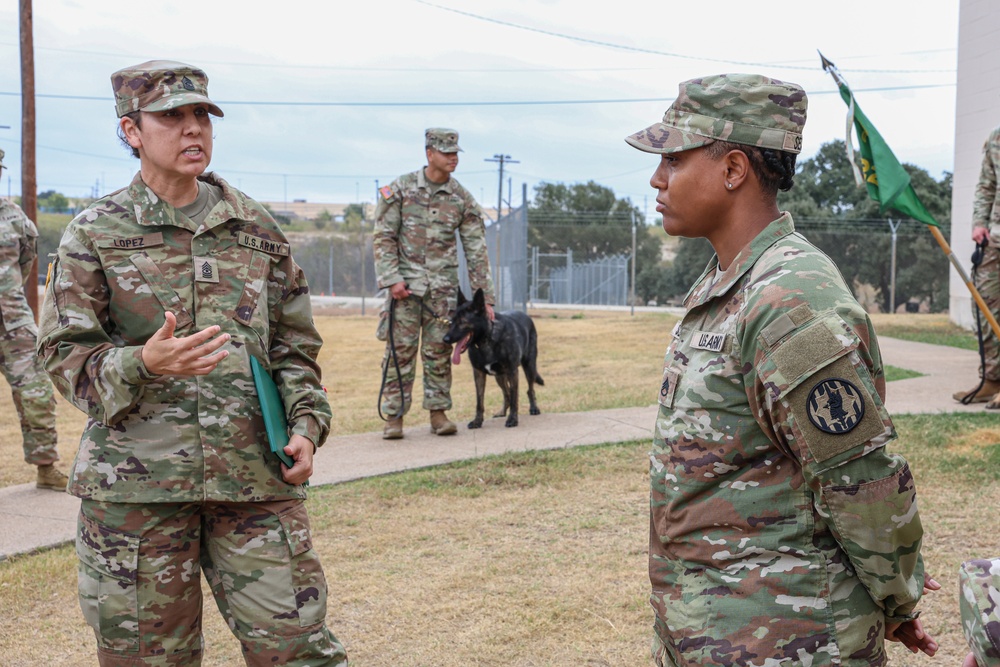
top-left (705, 141), bottom-right (797, 195)
top-left (117, 111), bottom-right (142, 159)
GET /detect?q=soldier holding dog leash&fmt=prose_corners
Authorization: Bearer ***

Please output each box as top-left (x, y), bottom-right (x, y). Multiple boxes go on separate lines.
top-left (374, 128), bottom-right (495, 439)
top-left (954, 125), bottom-right (1000, 407)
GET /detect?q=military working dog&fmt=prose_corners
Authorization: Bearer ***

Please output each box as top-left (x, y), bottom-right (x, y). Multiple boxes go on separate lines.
top-left (444, 288), bottom-right (543, 428)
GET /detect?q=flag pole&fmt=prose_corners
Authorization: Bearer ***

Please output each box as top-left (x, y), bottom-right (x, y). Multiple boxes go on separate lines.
top-left (819, 52), bottom-right (1000, 341)
top-left (926, 224), bottom-right (1000, 340)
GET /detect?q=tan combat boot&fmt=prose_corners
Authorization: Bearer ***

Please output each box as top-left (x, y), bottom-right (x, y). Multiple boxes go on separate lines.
top-left (953, 378), bottom-right (1000, 403)
top-left (383, 417), bottom-right (404, 440)
top-left (36, 464), bottom-right (68, 491)
top-left (429, 410), bottom-right (457, 435)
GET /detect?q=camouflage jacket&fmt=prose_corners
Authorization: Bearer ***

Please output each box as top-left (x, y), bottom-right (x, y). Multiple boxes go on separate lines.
top-left (960, 558), bottom-right (1000, 667)
top-left (373, 168), bottom-right (495, 303)
top-left (651, 213), bottom-right (924, 667)
top-left (37, 172), bottom-right (331, 503)
top-left (0, 198), bottom-right (39, 332)
top-left (974, 125), bottom-right (1000, 240)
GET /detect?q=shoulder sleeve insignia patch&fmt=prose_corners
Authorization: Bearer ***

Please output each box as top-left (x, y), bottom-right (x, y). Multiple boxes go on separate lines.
top-left (379, 185), bottom-right (395, 201)
top-left (806, 377), bottom-right (865, 434)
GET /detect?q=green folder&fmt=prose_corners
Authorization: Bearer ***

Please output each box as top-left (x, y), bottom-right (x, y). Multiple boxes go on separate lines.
top-left (250, 356), bottom-right (296, 469)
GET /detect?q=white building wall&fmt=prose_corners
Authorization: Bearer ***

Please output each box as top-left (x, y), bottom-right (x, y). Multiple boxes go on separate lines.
top-left (952, 0), bottom-right (1000, 327)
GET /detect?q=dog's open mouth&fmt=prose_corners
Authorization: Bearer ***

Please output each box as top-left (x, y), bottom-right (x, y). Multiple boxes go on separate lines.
top-left (451, 333), bottom-right (472, 364)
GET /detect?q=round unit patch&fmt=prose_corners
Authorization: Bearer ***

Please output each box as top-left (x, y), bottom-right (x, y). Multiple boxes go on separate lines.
top-left (806, 378), bottom-right (865, 434)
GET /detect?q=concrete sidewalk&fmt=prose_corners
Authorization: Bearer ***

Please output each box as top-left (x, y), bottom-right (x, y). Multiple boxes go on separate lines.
top-left (0, 336), bottom-right (988, 561)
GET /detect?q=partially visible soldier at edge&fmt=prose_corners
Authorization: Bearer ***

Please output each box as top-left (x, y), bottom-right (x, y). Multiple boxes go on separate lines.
top-left (0, 146), bottom-right (66, 491)
top-left (954, 125), bottom-right (1000, 407)
top-left (37, 61), bottom-right (347, 666)
top-left (373, 127), bottom-right (495, 439)
top-left (626, 73), bottom-right (938, 666)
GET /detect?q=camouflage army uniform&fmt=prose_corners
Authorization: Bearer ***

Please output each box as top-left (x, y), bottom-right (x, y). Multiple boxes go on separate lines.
top-left (625, 74), bottom-right (925, 666)
top-left (0, 195), bottom-right (58, 465)
top-left (971, 126), bottom-right (1000, 382)
top-left (961, 558), bottom-right (1000, 667)
top-left (38, 167), bottom-right (346, 663)
top-left (649, 213), bottom-right (923, 666)
top-left (373, 163), bottom-right (495, 416)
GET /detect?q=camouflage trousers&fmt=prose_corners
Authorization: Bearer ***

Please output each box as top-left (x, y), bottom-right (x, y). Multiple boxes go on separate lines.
top-left (77, 499), bottom-right (348, 667)
top-left (972, 243), bottom-right (1000, 380)
top-left (0, 321), bottom-right (57, 465)
top-left (379, 289), bottom-right (456, 416)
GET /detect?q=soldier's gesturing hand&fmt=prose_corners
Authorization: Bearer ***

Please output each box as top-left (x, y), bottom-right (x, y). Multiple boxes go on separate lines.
top-left (141, 311), bottom-right (231, 376)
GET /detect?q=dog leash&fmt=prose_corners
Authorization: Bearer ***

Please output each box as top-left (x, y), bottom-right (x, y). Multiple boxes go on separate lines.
top-left (376, 294), bottom-right (451, 421)
top-left (960, 239), bottom-right (990, 405)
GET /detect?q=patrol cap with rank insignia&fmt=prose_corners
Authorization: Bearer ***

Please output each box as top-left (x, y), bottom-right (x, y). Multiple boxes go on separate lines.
top-left (111, 60), bottom-right (224, 118)
top-left (425, 128), bottom-right (463, 154)
top-left (625, 73), bottom-right (807, 155)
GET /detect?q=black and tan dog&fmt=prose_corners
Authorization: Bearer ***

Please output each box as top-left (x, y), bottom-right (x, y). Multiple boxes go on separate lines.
top-left (444, 288), bottom-right (543, 428)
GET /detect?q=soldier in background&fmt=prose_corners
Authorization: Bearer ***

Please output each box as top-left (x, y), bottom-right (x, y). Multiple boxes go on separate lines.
top-left (626, 74), bottom-right (936, 666)
top-left (37, 61), bottom-right (346, 665)
top-left (0, 147), bottom-right (65, 491)
top-left (373, 128), bottom-right (495, 439)
top-left (954, 126), bottom-right (1000, 407)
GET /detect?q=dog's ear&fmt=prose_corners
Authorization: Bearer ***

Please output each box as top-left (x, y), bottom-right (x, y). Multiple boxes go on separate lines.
top-left (472, 288), bottom-right (485, 311)
top-left (457, 289), bottom-right (467, 305)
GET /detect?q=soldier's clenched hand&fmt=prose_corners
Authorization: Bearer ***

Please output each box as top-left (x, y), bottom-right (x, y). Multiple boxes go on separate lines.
top-left (281, 434), bottom-right (315, 485)
top-left (141, 312), bottom-right (231, 376)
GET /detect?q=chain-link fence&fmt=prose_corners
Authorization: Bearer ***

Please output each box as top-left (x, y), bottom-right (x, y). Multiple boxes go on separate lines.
top-left (251, 215), bottom-right (957, 316)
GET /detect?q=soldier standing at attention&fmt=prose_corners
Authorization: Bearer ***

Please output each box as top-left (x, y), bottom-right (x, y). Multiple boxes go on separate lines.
top-left (954, 125), bottom-right (1000, 407)
top-left (0, 147), bottom-right (66, 491)
top-left (625, 74), bottom-right (937, 666)
top-left (374, 128), bottom-right (495, 439)
top-left (37, 61), bottom-right (347, 666)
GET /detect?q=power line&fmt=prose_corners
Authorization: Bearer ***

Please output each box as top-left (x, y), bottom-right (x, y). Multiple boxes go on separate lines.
top-left (0, 82), bottom-right (955, 108)
top-left (414, 0), bottom-right (956, 74)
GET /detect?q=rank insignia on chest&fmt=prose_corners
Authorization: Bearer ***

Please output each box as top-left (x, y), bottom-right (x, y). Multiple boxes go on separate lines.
top-left (691, 330), bottom-right (726, 352)
top-left (806, 378), bottom-right (865, 434)
top-left (194, 255), bottom-right (220, 283)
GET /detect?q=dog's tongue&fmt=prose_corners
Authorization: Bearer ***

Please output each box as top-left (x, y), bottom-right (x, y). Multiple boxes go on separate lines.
top-left (452, 333), bottom-right (471, 365)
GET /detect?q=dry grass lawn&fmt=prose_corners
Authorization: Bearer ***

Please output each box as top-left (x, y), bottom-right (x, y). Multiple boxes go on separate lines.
top-left (0, 311), bottom-right (991, 665)
top-left (0, 307), bottom-right (675, 488)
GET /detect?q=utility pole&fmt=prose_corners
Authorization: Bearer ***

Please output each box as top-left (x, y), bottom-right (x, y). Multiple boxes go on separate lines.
top-left (484, 154), bottom-right (518, 309)
top-left (484, 154), bottom-right (518, 221)
top-left (20, 0), bottom-right (38, 320)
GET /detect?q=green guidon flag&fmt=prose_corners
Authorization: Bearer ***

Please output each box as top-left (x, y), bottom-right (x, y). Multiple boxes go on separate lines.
top-left (821, 52), bottom-right (940, 227)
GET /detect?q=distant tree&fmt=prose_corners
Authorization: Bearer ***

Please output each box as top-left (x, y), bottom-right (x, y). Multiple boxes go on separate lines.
top-left (314, 208), bottom-right (333, 229)
top-left (779, 139), bottom-right (951, 312)
top-left (38, 190), bottom-right (69, 211)
top-left (528, 181), bottom-right (662, 302)
top-left (652, 140), bottom-right (952, 312)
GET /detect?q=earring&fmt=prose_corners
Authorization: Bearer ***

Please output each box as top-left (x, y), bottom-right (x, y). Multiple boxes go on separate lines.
top-left (726, 182), bottom-right (733, 189)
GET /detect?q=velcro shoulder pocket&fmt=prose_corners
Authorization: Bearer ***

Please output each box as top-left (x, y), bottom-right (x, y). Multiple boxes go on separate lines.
top-left (758, 311), bottom-right (891, 466)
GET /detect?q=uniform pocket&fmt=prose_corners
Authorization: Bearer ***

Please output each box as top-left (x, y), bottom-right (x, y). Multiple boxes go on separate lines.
top-left (276, 503), bottom-right (328, 628)
top-left (128, 252), bottom-right (194, 330)
top-left (235, 251), bottom-right (270, 327)
top-left (76, 510), bottom-right (140, 652)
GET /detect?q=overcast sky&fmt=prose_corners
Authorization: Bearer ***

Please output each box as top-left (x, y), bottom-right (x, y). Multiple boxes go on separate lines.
top-left (0, 0), bottom-right (958, 223)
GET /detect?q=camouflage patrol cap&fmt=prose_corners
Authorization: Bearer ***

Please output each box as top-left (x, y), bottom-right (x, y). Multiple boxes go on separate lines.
top-left (626, 73), bottom-right (807, 155)
top-left (960, 558), bottom-right (1000, 667)
top-left (425, 128), bottom-right (463, 153)
top-left (111, 60), bottom-right (224, 119)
